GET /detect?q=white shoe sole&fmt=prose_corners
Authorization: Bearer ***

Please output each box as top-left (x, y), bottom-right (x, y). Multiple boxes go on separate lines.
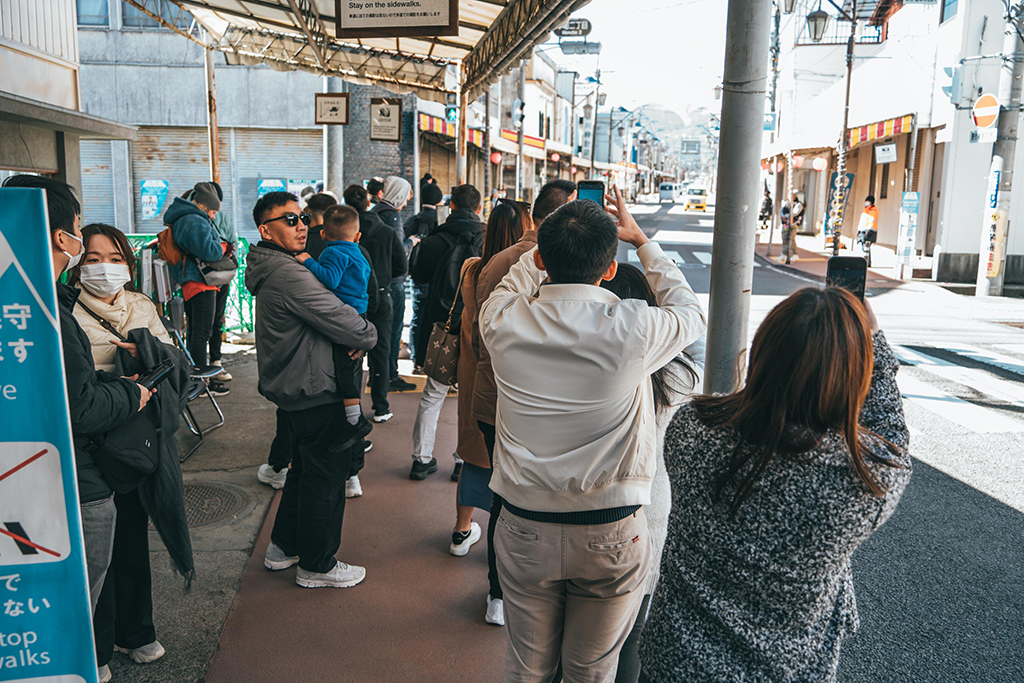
top-left (345, 487), bottom-right (362, 498)
top-left (257, 470), bottom-right (286, 490)
top-left (265, 556), bottom-right (299, 571)
top-left (114, 644), bottom-right (166, 664)
top-left (372, 413), bottom-right (393, 423)
top-left (296, 571), bottom-right (366, 589)
top-left (449, 524), bottom-right (482, 557)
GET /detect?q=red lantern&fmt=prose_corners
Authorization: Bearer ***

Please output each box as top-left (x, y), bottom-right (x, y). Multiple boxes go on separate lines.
top-left (775, 160), bottom-right (785, 173)
top-left (792, 154), bottom-right (805, 169)
top-left (551, 152), bottom-right (561, 163)
top-left (761, 160), bottom-right (770, 171)
top-left (490, 151), bottom-right (503, 165)
top-left (571, 165), bottom-right (578, 175)
top-left (812, 157), bottom-right (827, 172)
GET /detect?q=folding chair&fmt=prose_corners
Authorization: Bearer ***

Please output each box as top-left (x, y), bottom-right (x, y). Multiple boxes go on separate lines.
top-left (164, 319), bottom-right (225, 463)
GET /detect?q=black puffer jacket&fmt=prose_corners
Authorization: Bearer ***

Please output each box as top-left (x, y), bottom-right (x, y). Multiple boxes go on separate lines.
top-left (59, 284), bottom-right (141, 503)
top-left (358, 209), bottom-right (407, 288)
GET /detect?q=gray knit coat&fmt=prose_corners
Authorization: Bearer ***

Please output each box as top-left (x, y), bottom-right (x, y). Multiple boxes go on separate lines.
top-left (640, 332), bottom-right (911, 682)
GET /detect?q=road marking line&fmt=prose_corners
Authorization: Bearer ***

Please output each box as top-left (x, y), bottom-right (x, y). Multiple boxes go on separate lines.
top-left (938, 343), bottom-right (1024, 378)
top-left (653, 230), bottom-right (714, 245)
top-left (894, 346), bottom-right (1024, 406)
top-left (896, 373), bottom-right (1024, 433)
top-left (693, 251), bottom-right (712, 265)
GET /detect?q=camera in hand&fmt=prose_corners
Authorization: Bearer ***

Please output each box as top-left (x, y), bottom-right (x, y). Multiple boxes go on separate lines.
top-left (826, 256), bottom-right (867, 301)
top-left (137, 359), bottom-right (175, 390)
top-left (577, 180), bottom-right (606, 207)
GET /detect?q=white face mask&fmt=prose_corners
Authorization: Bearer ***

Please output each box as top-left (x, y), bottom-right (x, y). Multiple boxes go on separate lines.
top-left (79, 263), bottom-right (131, 299)
top-left (60, 231), bottom-right (84, 274)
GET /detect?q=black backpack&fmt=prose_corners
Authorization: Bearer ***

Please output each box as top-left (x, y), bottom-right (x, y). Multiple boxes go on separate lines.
top-left (428, 230), bottom-right (483, 327)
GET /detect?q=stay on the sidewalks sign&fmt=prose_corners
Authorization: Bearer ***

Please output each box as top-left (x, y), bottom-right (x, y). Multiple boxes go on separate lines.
top-left (0, 188), bottom-right (98, 683)
top-left (336, 0), bottom-right (458, 39)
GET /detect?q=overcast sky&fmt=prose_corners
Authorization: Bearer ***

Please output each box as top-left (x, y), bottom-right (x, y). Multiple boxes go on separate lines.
top-left (542, 0), bottom-right (730, 118)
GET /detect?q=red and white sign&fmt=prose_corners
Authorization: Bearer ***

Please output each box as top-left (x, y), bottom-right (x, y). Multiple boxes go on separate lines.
top-left (973, 94), bottom-right (1000, 129)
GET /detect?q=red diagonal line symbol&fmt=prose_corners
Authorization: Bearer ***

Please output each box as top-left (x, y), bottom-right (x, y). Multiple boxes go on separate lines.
top-left (0, 448), bottom-right (48, 484)
top-left (0, 527), bottom-right (61, 558)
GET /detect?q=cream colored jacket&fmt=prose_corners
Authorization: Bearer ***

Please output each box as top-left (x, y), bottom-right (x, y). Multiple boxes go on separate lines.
top-left (479, 243), bottom-right (706, 513)
top-left (73, 287), bottom-right (172, 372)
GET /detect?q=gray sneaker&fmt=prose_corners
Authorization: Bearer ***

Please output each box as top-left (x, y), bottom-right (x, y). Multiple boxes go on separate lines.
top-left (264, 542), bottom-right (299, 571)
top-left (115, 640), bottom-right (165, 664)
top-left (296, 560), bottom-right (366, 589)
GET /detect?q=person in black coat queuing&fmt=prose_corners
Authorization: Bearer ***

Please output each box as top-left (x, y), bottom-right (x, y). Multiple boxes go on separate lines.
top-left (404, 182), bottom-right (444, 363)
top-left (407, 184), bottom-right (485, 481)
top-left (2, 175), bottom-right (152, 683)
top-left (345, 184), bottom-right (408, 424)
top-left (303, 192), bottom-right (341, 260)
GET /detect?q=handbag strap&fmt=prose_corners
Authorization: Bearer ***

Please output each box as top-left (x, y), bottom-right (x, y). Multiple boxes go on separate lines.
top-left (76, 300), bottom-right (129, 342)
top-left (442, 260), bottom-right (473, 333)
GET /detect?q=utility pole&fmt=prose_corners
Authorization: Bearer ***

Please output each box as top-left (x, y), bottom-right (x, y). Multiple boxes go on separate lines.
top-left (484, 88), bottom-right (492, 208)
top-left (456, 73), bottom-right (468, 186)
top-left (588, 71), bottom-right (601, 179)
top-left (976, 6), bottom-right (1023, 296)
top-left (703, 0), bottom-right (773, 395)
top-left (203, 31), bottom-right (220, 184)
top-left (765, 1), bottom-right (781, 257)
top-left (324, 77), bottom-right (345, 197)
top-left (516, 62), bottom-right (527, 201)
top-left (829, 0), bottom-right (857, 256)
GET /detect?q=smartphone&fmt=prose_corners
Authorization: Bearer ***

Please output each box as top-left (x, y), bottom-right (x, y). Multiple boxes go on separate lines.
top-left (137, 359), bottom-right (175, 390)
top-left (577, 180), bottom-right (606, 207)
top-left (826, 256), bottom-right (868, 301)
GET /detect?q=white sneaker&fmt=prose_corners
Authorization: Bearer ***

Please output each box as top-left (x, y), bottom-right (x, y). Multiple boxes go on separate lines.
top-left (485, 594), bottom-right (505, 626)
top-left (213, 360), bottom-right (232, 381)
top-left (296, 560), bottom-right (366, 589)
top-left (257, 463), bottom-right (287, 490)
top-left (449, 521), bottom-right (481, 557)
top-left (373, 411), bottom-right (393, 423)
top-left (264, 542), bottom-right (299, 571)
top-left (115, 640), bottom-right (165, 664)
top-left (98, 665), bottom-right (112, 683)
top-left (345, 475), bottom-right (363, 498)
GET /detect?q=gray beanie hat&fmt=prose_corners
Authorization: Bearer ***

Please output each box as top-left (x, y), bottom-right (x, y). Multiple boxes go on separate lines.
top-left (192, 182), bottom-right (222, 212)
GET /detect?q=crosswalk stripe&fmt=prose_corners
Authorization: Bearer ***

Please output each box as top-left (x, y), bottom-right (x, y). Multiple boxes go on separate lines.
top-left (893, 346), bottom-right (1024, 407)
top-left (896, 373), bottom-right (1024, 433)
top-left (937, 343), bottom-right (1024, 378)
top-left (693, 251), bottom-right (712, 265)
top-left (653, 230), bottom-right (714, 245)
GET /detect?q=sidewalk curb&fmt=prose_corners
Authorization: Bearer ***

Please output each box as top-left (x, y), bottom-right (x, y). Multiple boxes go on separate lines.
top-left (753, 251), bottom-right (822, 285)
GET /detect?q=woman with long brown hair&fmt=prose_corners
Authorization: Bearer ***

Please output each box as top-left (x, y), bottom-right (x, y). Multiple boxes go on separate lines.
top-left (639, 287), bottom-right (911, 682)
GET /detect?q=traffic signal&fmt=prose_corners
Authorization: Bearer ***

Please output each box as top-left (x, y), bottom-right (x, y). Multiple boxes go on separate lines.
top-left (446, 93), bottom-right (458, 123)
top-left (941, 65), bottom-right (961, 104)
top-left (512, 98), bottom-right (525, 129)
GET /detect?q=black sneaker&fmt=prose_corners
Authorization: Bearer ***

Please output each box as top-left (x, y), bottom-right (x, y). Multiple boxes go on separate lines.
top-left (331, 416), bottom-right (373, 453)
top-left (391, 378), bottom-right (417, 392)
top-left (409, 458), bottom-right (438, 480)
top-left (208, 380), bottom-right (230, 397)
top-left (451, 461), bottom-right (463, 482)
top-left (363, 440), bottom-right (373, 453)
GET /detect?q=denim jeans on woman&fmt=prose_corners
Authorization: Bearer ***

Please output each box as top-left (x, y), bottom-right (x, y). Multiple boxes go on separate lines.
top-left (183, 289), bottom-right (217, 367)
top-left (388, 280), bottom-right (406, 381)
top-left (80, 495), bottom-right (117, 613)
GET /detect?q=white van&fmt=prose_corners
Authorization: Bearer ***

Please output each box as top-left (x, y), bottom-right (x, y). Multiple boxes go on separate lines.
top-left (659, 182), bottom-right (681, 203)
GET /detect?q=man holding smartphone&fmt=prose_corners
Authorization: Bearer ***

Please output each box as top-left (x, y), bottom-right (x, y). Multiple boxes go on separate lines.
top-left (480, 186), bottom-right (706, 682)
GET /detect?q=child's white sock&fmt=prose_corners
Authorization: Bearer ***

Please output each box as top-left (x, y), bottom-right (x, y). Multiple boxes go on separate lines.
top-left (345, 404), bottom-right (361, 425)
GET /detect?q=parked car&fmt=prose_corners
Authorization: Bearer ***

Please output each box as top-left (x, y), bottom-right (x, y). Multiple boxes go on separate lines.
top-left (685, 187), bottom-right (707, 211)
top-left (659, 182), bottom-right (682, 203)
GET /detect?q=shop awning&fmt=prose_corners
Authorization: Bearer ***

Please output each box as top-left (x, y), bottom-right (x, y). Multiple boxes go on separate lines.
top-left (419, 113), bottom-right (483, 148)
top-left (847, 113), bottom-right (915, 148)
top-left (130, 0), bottom-right (590, 102)
top-left (0, 92), bottom-right (138, 140)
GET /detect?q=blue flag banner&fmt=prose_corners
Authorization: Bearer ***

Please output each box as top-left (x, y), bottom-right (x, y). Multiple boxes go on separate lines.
top-left (0, 188), bottom-right (98, 683)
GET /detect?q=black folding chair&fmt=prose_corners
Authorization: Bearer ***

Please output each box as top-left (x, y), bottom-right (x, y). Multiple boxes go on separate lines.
top-left (164, 319), bottom-right (225, 462)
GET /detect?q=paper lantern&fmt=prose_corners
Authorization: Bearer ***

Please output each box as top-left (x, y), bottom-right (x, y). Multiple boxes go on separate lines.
top-left (761, 160), bottom-right (770, 171)
top-left (571, 166), bottom-right (577, 175)
top-left (775, 160), bottom-right (785, 173)
top-left (551, 153), bottom-right (561, 163)
top-left (490, 152), bottom-right (503, 165)
top-left (792, 154), bottom-right (805, 169)
top-left (813, 157), bottom-right (827, 172)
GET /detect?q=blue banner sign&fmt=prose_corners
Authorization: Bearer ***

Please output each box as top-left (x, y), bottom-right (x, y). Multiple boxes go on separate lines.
top-left (0, 188), bottom-right (98, 682)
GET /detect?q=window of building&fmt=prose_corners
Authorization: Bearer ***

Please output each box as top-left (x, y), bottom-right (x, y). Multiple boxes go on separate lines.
top-left (880, 162), bottom-right (890, 199)
top-left (941, 0), bottom-right (958, 23)
top-left (77, 0), bottom-right (109, 26)
top-left (122, 0), bottom-right (190, 29)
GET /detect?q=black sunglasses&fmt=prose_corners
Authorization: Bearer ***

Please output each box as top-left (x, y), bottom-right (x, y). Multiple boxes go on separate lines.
top-left (264, 212), bottom-right (311, 228)
top-left (497, 197), bottom-right (531, 212)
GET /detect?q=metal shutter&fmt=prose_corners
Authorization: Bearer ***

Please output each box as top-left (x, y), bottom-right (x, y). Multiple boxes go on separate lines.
top-left (131, 128), bottom-right (222, 234)
top-left (230, 128), bottom-right (322, 242)
top-left (80, 140), bottom-right (116, 226)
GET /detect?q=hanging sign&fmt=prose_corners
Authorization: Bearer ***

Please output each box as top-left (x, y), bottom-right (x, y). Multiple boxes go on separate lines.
top-left (985, 209), bottom-right (1008, 278)
top-left (336, 0), bottom-right (458, 39)
top-left (555, 19), bottom-right (593, 37)
top-left (896, 192), bottom-right (919, 267)
top-left (370, 98), bottom-right (403, 143)
top-left (972, 93), bottom-right (1000, 129)
top-left (315, 93), bottom-right (350, 125)
top-left (140, 180), bottom-right (169, 220)
top-left (0, 188), bottom-right (98, 682)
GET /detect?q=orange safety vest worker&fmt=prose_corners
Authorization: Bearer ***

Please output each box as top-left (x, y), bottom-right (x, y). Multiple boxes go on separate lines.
top-left (858, 204), bottom-right (879, 233)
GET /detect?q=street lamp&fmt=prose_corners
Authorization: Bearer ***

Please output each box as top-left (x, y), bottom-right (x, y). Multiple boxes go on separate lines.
top-left (782, 0), bottom-right (797, 13)
top-left (806, 7), bottom-right (831, 42)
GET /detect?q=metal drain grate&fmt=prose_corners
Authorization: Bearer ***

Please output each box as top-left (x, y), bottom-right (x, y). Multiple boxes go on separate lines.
top-left (181, 484), bottom-right (245, 528)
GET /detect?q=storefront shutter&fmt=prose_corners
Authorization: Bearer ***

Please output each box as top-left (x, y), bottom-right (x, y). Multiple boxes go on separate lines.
top-left (80, 140), bottom-right (115, 226)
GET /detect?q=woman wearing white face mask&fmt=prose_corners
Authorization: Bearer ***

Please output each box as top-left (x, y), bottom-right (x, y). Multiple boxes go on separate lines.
top-left (70, 223), bottom-right (176, 678)
top-left (70, 224), bottom-right (172, 371)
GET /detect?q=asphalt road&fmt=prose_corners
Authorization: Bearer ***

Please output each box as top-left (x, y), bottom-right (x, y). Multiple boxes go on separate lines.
top-left (631, 201), bottom-right (1024, 682)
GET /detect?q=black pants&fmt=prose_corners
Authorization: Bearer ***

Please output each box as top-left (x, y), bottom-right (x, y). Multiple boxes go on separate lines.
top-left (93, 489), bottom-right (155, 666)
top-left (389, 280), bottom-right (406, 382)
top-left (477, 420), bottom-right (502, 600)
top-left (267, 408), bottom-right (292, 472)
top-left (270, 402), bottom-right (354, 573)
top-left (615, 593), bottom-right (652, 683)
top-left (367, 291), bottom-right (393, 415)
top-left (184, 289), bottom-right (217, 367)
top-left (209, 283), bottom-right (231, 363)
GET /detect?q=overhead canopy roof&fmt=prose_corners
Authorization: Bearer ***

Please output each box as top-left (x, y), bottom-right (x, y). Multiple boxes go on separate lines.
top-left (135, 0), bottom-right (589, 102)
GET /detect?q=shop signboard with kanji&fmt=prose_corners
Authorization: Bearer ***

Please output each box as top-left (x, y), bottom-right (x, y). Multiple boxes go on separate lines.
top-left (336, 0), bottom-right (458, 39)
top-left (0, 188), bottom-right (98, 682)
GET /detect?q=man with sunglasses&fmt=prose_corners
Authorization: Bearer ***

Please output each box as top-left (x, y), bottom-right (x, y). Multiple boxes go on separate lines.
top-left (245, 192), bottom-right (378, 589)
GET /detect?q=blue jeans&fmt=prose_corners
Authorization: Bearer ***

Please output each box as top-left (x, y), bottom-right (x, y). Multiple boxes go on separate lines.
top-left (80, 495), bottom-right (117, 613)
top-left (389, 280), bottom-right (406, 381)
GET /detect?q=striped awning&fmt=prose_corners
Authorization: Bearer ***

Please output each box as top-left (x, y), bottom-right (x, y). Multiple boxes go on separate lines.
top-left (501, 128), bottom-right (544, 149)
top-left (847, 113), bottom-right (915, 148)
top-left (418, 113), bottom-right (483, 148)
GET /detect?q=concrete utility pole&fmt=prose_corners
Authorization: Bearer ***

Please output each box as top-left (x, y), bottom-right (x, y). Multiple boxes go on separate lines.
top-left (703, 0), bottom-right (773, 395)
top-left (976, 7), bottom-right (1024, 296)
top-left (516, 62), bottom-right (526, 200)
top-left (589, 72), bottom-right (601, 178)
top-left (324, 77), bottom-right (345, 197)
top-left (203, 32), bottom-right (220, 184)
top-left (456, 72), bottom-right (468, 186)
top-left (484, 88), bottom-right (492, 203)
top-left (829, 0), bottom-right (857, 256)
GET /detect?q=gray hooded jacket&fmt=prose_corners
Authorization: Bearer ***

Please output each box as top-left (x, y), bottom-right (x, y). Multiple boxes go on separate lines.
top-left (245, 242), bottom-right (377, 411)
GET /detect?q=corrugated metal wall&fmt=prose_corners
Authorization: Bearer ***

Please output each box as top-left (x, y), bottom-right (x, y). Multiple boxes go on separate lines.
top-left (132, 127), bottom-right (220, 234)
top-left (0, 0), bottom-right (78, 63)
top-left (80, 139), bottom-right (115, 226)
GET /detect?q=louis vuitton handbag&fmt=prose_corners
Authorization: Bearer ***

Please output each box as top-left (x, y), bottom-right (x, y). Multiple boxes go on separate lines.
top-left (421, 267), bottom-right (470, 386)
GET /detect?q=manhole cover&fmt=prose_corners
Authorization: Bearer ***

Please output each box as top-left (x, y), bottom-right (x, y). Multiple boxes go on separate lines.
top-left (181, 484), bottom-right (245, 528)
